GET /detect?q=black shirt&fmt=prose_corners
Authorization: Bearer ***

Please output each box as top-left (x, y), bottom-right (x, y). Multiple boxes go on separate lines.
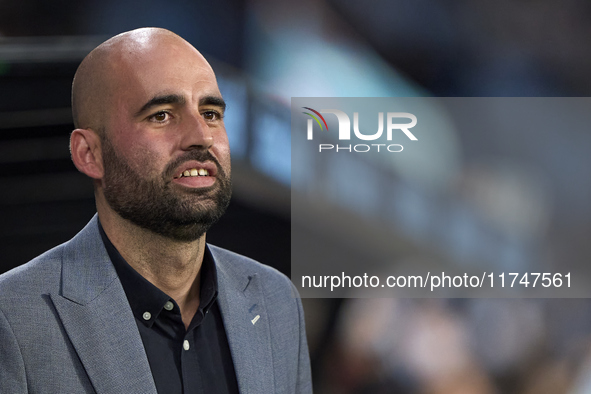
top-left (98, 222), bottom-right (239, 394)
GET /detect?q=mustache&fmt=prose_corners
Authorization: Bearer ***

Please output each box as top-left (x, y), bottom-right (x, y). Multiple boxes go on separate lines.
top-left (163, 149), bottom-right (226, 180)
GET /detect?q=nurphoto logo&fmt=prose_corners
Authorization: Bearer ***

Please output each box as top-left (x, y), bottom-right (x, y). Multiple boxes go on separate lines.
top-left (302, 107), bottom-right (418, 153)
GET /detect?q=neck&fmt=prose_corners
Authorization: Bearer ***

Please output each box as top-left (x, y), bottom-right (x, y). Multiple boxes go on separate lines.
top-left (98, 201), bottom-right (204, 329)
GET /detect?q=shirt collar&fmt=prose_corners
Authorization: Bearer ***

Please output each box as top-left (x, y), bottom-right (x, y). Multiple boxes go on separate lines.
top-left (98, 219), bottom-right (219, 328)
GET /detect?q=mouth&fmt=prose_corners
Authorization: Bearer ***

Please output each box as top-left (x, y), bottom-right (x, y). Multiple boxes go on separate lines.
top-left (175, 168), bottom-right (210, 178)
top-left (172, 160), bottom-right (217, 179)
top-left (171, 161), bottom-right (218, 189)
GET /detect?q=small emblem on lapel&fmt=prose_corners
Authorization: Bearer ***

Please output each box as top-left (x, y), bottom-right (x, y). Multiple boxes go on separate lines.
top-left (251, 315), bottom-right (260, 325)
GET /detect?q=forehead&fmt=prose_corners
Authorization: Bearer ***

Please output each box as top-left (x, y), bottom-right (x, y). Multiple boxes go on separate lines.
top-left (109, 38), bottom-right (221, 110)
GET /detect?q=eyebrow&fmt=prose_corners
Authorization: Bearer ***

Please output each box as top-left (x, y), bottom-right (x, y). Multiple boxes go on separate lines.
top-left (135, 94), bottom-right (186, 117)
top-left (135, 94), bottom-right (226, 117)
top-left (200, 96), bottom-right (226, 112)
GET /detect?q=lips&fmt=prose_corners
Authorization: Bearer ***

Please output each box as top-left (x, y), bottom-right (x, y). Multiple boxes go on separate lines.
top-left (171, 160), bottom-right (218, 189)
top-left (172, 161), bottom-right (217, 179)
top-left (178, 168), bottom-right (209, 177)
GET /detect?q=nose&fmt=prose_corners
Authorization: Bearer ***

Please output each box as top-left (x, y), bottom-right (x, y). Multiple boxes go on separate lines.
top-left (180, 111), bottom-right (214, 150)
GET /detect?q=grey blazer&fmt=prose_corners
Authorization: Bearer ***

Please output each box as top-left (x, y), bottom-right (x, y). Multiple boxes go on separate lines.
top-left (0, 215), bottom-right (312, 394)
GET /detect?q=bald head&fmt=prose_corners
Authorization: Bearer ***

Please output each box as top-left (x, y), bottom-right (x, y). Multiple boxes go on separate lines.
top-left (69, 27), bottom-right (231, 242)
top-left (71, 28), bottom-right (213, 133)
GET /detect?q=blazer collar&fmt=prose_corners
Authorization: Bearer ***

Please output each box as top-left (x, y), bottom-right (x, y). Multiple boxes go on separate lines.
top-left (211, 246), bottom-right (276, 393)
top-left (50, 214), bottom-right (157, 394)
top-left (60, 215), bottom-right (117, 305)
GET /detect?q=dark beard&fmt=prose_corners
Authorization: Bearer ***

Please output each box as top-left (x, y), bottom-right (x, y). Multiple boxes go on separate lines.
top-left (101, 137), bottom-right (231, 242)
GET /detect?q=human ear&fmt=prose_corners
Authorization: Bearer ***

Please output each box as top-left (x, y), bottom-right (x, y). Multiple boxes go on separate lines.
top-left (70, 128), bottom-right (104, 179)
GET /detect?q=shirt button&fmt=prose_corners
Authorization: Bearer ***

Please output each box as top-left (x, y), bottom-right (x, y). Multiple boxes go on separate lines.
top-left (142, 311), bottom-right (151, 321)
top-left (183, 340), bottom-right (190, 351)
top-left (164, 301), bottom-right (174, 311)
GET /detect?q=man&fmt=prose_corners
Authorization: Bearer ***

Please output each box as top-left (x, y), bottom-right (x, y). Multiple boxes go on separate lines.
top-left (0, 28), bottom-right (312, 394)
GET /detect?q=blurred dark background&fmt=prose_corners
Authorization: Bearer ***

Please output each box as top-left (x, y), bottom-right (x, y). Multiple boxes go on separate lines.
top-left (3, 0), bottom-right (591, 393)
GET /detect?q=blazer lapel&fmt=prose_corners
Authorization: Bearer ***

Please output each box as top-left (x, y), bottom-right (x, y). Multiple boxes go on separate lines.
top-left (214, 253), bottom-right (275, 394)
top-left (50, 216), bottom-right (157, 394)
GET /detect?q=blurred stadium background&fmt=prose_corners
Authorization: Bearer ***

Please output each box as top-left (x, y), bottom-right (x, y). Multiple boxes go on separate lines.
top-left (2, 0), bottom-right (591, 392)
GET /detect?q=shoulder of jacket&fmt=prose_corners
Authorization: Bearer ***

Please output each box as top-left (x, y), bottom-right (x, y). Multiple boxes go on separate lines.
top-left (0, 242), bottom-right (66, 295)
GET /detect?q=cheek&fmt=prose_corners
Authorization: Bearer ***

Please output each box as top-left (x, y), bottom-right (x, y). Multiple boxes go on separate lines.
top-left (214, 134), bottom-right (232, 169)
top-left (111, 132), bottom-right (166, 176)
top-left (130, 146), bottom-right (157, 171)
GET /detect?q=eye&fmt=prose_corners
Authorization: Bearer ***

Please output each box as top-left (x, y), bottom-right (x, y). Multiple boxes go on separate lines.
top-left (148, 111), bottom-right (171, 123)
top-left (202, 110), bottom-right (222, 121)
